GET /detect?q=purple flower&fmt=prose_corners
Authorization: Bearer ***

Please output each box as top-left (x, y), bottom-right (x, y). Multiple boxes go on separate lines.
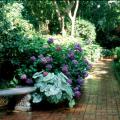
top-left (45, 56), bottom-right (53, 63)
top-left (72, 60), bottom-right (78, 65)
top-left (30, 56), bottom-right (36, 62)
top-left (26, 79), bottom-right (33, 84)
top-left (74, 91), bottom-right (81, 98)
top-left (67, 79), bottom-right (72, 85)
top-left (40, 57), bottom-right (47, 64)
top-left (74, 43), bottom-right (82, 52)
top-left (46, 64), bottom-right (52, 70)
top-left (43, 72), bottom-right (48, 77)
top-left (21, 74), bottom-right (27, 81)
top-left (62, 65), bottom-right (68, 73)
top-left (73, 87), bottom-right (79, 91)
top-left (82, 71), bottom-right (88, 78)
top-left (47, 38), bottom-right (54, 44)
top-left (77, 78), bottom-right (84, 85)
top-left (68, 51), bottom-right (75, 60)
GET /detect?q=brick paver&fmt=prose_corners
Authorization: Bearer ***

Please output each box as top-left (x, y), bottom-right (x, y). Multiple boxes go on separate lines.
top-left (0, 59), bottom-right (120, 120)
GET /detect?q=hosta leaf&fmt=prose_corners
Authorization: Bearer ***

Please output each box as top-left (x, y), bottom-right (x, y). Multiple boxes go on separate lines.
top-left (33, 71), bottom-right (43, 79)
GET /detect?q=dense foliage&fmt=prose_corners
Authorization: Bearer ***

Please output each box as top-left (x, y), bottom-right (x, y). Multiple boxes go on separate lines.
top-left (1, 0), bottom-right (120, 107)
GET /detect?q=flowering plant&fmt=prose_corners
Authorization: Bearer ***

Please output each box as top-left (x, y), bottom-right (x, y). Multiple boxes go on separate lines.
top-left (15, 38), bottom-right (92, 106)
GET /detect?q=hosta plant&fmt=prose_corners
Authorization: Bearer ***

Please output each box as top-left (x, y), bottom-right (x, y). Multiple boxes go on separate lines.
top-left (32, 71), bottom-right (75, 108)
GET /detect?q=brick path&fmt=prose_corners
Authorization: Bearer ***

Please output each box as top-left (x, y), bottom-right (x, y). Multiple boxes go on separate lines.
top-left (0, 59), bottom-right (120, 120)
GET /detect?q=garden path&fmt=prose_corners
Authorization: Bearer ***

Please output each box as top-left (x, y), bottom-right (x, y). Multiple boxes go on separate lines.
top-left (0, 59), bottom-right (120, 120)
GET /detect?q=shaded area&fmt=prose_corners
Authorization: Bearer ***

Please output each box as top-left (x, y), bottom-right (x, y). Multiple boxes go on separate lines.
top-left (0, 59), bottom-right (120, 120)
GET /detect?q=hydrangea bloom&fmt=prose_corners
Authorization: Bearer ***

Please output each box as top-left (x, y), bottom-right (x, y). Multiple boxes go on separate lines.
top-left (73, 86), bottom-right (79, 91)
top-left (45, 56), bottom-right (53, 63)
top-left (67, 79), bottom-right (72, 85)
top-left (62, 65), bottom-right (68, 73)
top-left (82, 71), bottom-right (88, 78)
top-left (30, 56), bottom-right (36, 62)
top-left (68, 51), bottom-right (75, 60)
top-left (47, 38), bottom-right (54, 44)
top-left (43, 72), bottom-right (48, 77)
top-left (40, 57), bottom-right (47, 64)
top-left (77, 77), bottom-right (84, 85)
top-left (74, 91), bottom-right (81, 98)
top-left (74, 43), bottom-right (82, 52)
top-left (72, 60), bottom-right (78, 65)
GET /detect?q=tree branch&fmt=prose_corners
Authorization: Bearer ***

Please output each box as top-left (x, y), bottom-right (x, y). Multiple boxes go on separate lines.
top-left (73, 0), bottom-right (79, 18)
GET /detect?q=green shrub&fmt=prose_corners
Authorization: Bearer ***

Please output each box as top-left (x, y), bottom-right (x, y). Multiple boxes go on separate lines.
top-left (101, 49), bottom-right (114, 57)
top-left (115, 47), bottom-right (120, 60)
top-left (75, 19), bottom-right (96, 43)
top-left (0, 2), bottom-right (46, 80)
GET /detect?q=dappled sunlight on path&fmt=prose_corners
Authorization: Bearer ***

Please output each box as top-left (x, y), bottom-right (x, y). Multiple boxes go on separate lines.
top-left (0, 59), bottom-right (120, 120)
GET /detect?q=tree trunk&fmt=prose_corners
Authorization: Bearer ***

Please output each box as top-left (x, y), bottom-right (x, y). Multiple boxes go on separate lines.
top-left (71, 18), bottom-right (75, 37)
top-left (68, 0), bottom-right (79, 37)
top-left (61, 16), bottom-right (66, 36)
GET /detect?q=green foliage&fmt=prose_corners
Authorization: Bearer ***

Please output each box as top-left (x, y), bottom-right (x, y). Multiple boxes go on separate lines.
top-left (32, 72), bottom-right (75, 107)
top-left (0, 2), bottom-right (46, 80)
top-left (101, 49), bottom-right (114, 57)
top-left (115, 47), bottom-right (120, 60)
top-left (75, 19), bottom-right (96, 42)
top-left (83, 44), bottom-right (102, 62)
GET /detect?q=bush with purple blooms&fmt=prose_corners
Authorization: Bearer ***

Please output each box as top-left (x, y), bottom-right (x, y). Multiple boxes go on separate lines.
top-left (15, 37), bottom-right (92, 105)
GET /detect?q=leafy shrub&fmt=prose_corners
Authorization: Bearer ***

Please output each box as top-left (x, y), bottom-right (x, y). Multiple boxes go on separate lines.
top-left (115, 47), bottom-right (120, 60)
top-left (0, 2), bottom-right (45, 80)
top-left (15, 38), bottom-right (91, 106)
top-left (83, 44), bottom-right (102, 62)
top-left (32, 72), bottom-right (75, 107)
top-left (101, 49), bottom-right (114, 57)
top-left (75, 19), bottom-right (96, 42)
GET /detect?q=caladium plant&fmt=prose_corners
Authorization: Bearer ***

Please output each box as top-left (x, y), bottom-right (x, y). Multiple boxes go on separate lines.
top-left (32, 71), bottom-right (75, 108)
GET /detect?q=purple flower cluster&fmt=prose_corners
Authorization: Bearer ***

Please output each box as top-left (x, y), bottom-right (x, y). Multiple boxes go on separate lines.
top-left (73, 86), bottom-right (81, 99)
top-left (39, 55), bottom-right (53, 65)
top-left (67, 79), bottom-right (72, 85)
top-left (74, 43), bottom-right (82, 52)
top-left (82, 71), bottom-right (88, 78)
top-left (30, 56), bottom-right (36, 62)
top-left (61, 65), bottom-right (68, 73)
top-left (20, 74), bottom-right (33, 85)
top-left (68, 51), bottom-right (75, 60)
top-left (45, 56), bottom-right (53, 63)
top-left (77, 77), bottom-right (84, 85)
top-left (47, 38), bottom-right (54, 44)
top-left (72, 60), bottom-right (78, 65)
top-left (43, 72), bottom-right (48, 77)
top-left (74, 91), bottom-right (81, 99)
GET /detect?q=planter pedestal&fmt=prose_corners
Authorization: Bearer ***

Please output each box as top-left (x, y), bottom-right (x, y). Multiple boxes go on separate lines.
top-left (0, 87), bottom-right (36, 111)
